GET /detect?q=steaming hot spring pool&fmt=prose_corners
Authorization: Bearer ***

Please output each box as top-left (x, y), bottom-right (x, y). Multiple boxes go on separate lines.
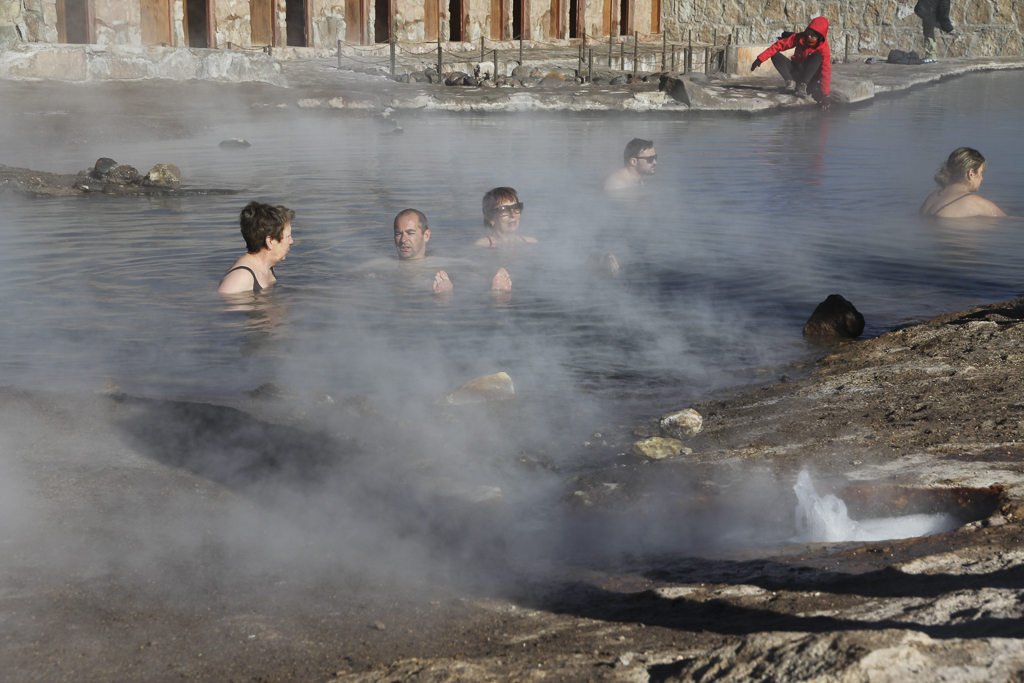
top-left (1, 70), bottom-right (1023, 468)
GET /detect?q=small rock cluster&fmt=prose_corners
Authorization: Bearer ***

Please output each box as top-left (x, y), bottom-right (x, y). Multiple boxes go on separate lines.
top-left (75, 157), bottom-right (181, 192)
top-left (632, 407), bottom-right (704, 459)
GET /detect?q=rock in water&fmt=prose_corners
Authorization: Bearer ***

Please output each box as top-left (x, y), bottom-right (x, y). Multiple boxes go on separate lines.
top-left (90, 157), bottom-right (119, 179)
top-left (660, 408), bottom-right (703, 439)
top-left (143, 164), bottom-right (181, 189)
top-left (441, 372), bottom-right (515, 405)
top-left (632, 437), bottom-right (691, 460)
top-left (219, 139), bottom-right (251, 149)
top-left (107, 164), bottom-right (142, 185)
top-left (804, 295), bottom-right (865, 338)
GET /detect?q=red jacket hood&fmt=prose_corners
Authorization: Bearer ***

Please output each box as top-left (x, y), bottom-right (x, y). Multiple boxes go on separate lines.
top-left (807, 16), bottom-right (829, 40)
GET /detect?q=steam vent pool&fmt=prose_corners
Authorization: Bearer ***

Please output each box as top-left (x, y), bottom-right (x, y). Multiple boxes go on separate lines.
top-left (793, 470), bottom-right (1005, 544)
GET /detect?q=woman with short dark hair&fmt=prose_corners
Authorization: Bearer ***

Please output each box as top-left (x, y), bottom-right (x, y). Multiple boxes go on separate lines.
top-left (218, 201), bottom-right (295, 294)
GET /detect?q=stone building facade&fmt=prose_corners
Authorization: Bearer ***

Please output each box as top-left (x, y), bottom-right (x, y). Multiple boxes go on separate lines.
top-left (663, 0), bottom-right (1022, 59)
top-left (1, 0), bottom-right (660, 48)
top-left (0, 0), bottom-right (1019, 58)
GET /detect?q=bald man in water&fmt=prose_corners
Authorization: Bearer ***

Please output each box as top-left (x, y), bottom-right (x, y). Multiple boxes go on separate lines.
top-left (392, 208), bottom-right (510, 294)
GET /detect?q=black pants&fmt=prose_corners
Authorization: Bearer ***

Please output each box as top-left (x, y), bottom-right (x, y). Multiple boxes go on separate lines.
top-left (771, 52), bottom-right (823, 86)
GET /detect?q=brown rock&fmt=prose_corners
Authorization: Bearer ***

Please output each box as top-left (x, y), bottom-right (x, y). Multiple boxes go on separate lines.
top-left (803, 295), bottom-right (866, 338)
top-left (440, 372), bottom-right (515, 405)
top-left (660, 408), bottom-right (704, 439)
top-left (632, 437), bottom-right (691, 460)
top-left (143, 164), bottom-right (181, 189)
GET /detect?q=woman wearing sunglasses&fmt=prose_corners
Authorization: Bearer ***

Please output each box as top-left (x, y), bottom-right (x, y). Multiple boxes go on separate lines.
top-left (475, 187), bottom-right (538, 247)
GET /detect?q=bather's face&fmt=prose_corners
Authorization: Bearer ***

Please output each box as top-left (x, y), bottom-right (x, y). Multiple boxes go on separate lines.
top-left (267, 222), bottom-right (293, 262)
top-left (394, 214), bottom-right (430, 260)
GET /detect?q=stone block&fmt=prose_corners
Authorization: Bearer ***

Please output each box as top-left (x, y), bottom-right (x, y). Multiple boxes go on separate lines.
top-left (12, 48), bottom-right (88, 80)
top-left (830, 76), bottom-right (874, 102)
top-left (966, 0), bottom-right (991, 24)
top-left (0, 24), bottom-right (20, 50)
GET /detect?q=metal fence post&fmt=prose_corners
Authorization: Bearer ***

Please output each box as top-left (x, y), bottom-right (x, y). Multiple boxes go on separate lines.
top-left (671, 45), bottom-right (675, 71)
top-left (619, 42), bottom-right (624, 70)
top-left (608, 33), bottom-right (613, 67)
top-left (588, 47), bottom-right (593, 81)
top-left (481, 34), bottom-right (485, 62)
top-left (437, 36), bottom-right (442, 75)
top-left (390, 37), bottom-right (396, 75)
top-left (337, 39), bottom-right (341, 69)
top-left (494, 48), bottom-right (498, 77)
top-left (519, 35), bottom-right (523, 65)
top-left (662, 31), bottom-right (666, 71)
top-left (687, 30), bottom-right (692, 73)
top-left (845, 33), bottom-right (851, 63)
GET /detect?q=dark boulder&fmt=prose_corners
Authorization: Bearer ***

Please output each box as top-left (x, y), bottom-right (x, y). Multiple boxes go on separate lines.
top-left (609, 75), bottom-right (629, 85)
top-left (803, 295), bottom-right (866, 338)
top-left (90, 157), bottom-right (118, 179)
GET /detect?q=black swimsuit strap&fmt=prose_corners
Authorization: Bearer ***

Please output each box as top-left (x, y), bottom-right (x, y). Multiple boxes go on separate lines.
top-left (226, 265), bottom-right (262, 293)
top-left (932, 193), bottom-right (970, 215)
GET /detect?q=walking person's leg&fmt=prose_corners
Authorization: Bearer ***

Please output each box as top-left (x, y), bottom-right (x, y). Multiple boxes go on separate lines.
top-left (922, 18), bottom-right (937, 61)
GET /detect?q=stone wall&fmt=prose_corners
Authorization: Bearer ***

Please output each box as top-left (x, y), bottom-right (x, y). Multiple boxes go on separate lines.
top-left (663, 0), bottom-right (1023, 58)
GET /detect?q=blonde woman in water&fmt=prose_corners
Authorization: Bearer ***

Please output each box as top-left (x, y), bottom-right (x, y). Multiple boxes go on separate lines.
top-left (920, 147), bottom-right (1007, 218)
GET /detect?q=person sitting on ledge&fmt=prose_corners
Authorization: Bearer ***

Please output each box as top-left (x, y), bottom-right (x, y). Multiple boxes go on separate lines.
top-left (920, 147), bottom-right (1007, 218)
top-left (475, 187), bottom-right (537, 247)
top-left (218, 201), bottom-right (294, 295)
top-left (602, 138), bottom-right (658, 193)
top-left (751, 17), bottom-right (832, 109)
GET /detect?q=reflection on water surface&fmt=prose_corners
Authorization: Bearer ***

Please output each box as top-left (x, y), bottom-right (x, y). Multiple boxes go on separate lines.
top-left (1, 71), bottom-right (1023, 438)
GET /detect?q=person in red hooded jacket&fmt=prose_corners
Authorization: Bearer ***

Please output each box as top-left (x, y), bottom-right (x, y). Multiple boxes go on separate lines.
top-left (750, 16), bottom-right (831, 108)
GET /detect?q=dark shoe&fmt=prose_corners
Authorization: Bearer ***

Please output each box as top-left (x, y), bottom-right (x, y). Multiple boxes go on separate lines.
top-left (795, 82), bottom-right (808, 98)
top-left (782, 79), bottom-right (795, 92)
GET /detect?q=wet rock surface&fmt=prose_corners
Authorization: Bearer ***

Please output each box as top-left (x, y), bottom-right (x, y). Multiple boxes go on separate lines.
top-left (6, 297), bottom-right (1024, 681)
top-left (0, 160), bottom-right (235, 197)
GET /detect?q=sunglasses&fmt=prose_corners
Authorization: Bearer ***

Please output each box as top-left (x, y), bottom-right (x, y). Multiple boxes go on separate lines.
top-left (494, 202), bottom-right (524, 216)
top-left (635, 154), bottom-right (658, 163)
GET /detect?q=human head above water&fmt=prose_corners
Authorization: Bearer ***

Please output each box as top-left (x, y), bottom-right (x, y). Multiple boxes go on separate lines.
top-left (934, 147), bottom-right (986, 187)
top-left (240, 201), bottom-right (295, 253)
top-left (623, 138), bottom-right (654, 165)
top-left (393, 208), bottom-right (430, 260)
top-left (393, 208), bottom-right (428, 233)
top-left (482, 187), bottom-right (521, 227)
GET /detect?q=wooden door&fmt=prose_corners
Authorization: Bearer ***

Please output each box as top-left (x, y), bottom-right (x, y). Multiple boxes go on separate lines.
top-left (251, 0), bottom-right (273, 45)
top-left (141, 0), bottom-right (171, 44)
top-left (57, 0), bottom-right (91, 43)
top-left (602, 0), bottom-right (611, 36)
top-left (548, 0), bottom-right (558, 38)
top-left (490, 0), bottom-right (502, 38)
top-left (425, 0), bottom-right (438, 40)
top-left (345, 0), bottom-right (363, 42)
top-left (650, 0), bottom-right (659, 33)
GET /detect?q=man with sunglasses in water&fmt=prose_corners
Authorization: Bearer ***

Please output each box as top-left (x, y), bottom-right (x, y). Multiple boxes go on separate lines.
top-left (603, 138), bottom-right (658, 193)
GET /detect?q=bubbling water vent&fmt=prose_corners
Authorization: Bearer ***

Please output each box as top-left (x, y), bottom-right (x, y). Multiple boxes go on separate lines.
top-left (793, 470), bottom-right (961, 543)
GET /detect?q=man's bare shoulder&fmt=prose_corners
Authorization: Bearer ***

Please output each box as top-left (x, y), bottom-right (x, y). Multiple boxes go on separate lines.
top-left (603, 168), bottom-right (639, 192)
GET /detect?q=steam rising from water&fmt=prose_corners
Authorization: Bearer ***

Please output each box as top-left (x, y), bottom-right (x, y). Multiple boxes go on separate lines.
top-left (794, 470), bottom-right (959, 543)
top-left (0, 73), bottom-right (1022, 597)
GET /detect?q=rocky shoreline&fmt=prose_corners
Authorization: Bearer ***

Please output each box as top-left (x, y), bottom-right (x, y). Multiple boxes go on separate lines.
top-left (4, 296), bottom-right (1024, 682)
top-left (1, 41), bottom-right (1021, 113)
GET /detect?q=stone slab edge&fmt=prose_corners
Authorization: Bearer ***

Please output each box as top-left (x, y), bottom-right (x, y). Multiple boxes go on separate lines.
top-left (0, 44), bottom-right (286, 85)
